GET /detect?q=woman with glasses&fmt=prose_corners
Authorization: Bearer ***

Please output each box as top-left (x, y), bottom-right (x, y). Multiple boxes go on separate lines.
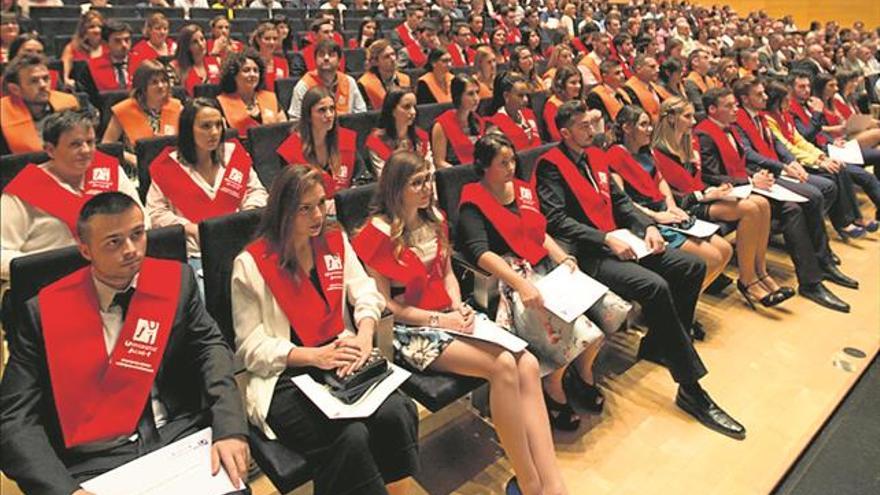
top-left (431, 74), bottom-right (486, 169)
top-left (216, 51), bottom-right (286, 139)
top-left (232, 165), bottom-right (419, 495)
top-left (458, 133), bottom-right (632, 429)
top-left (102, 60), bottom-right (183, 167)
top-left (416, 48), bottom-right (455, 104)
top-left (543, 65), bottom-right (583, 142)
top-left (366, 88), bottom-right (431, 178)
top-left (486, 72), bottom-right (542, 152)
top-left (146, 97), bottom-right (267, 261)
top-left (277, 86), bottom-right (364, 211)
top-left (353, 150), bottom-right (570, 495)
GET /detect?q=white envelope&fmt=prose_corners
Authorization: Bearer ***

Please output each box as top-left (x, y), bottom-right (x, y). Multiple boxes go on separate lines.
top-left (292, 364), bottom-right (411, 420)
top-left (607, 229), bottom-right (655, 260)
top-left (444, 314), bottom-right (529, 352)
top-left (828, 139), bottom-right (864, 165)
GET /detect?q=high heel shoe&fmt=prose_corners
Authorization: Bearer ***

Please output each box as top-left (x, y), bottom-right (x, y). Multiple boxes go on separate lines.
top-left (562, 364), bottom-right (605, 415)
top-left (543, 389), bottom-right (581, 431)
top-left (736, 279), bottom-right (788, 309)
top-left (855, 220), bottom-right (879, 233)
top-left (758, 274), bottom-right (795, 300)
top-left (506, 476), bottom-right (522, 495)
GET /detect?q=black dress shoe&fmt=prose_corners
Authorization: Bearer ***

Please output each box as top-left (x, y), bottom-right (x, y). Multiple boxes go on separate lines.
top-left (690, 320), bottom-right (706, 341)
top-left (799, 283), bottom-right (851, 313)
top-left (562, 364), bottom-right (604, 415)
top-left (830, 251), bottom-right (841, 265)
top-left (676, 386), bottom-right (746, 440)
top-left (822, 264), bottom-right (859, 289)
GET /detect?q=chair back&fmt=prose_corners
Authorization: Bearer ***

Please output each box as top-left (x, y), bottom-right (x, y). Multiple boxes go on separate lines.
top-left (434, 164), bottom-right (479, 239)
top-left (97, 90), bottom-right (131, 136)
top-left (199, 209), bottom-right (263, 348)
top-left (334, 183), bottom-right (377, 235)
top-left (1, 143), bottom-right (126, 192)
top-left (416, 102), bottom-right (453, 132)
top-left (515, 142), bottom-right (556, 181)
top-left (274, 77), bottom-right (298, 113)
top-left (343, 48), bottom-right (366, 73)
top-left (5, 225), bottom-right (187, 341)
top-left (194, 84), bottom-right (222, 99)
top-left (246, 122), bottom-right (295, 190)
top-left (135, 135), bottom-right (178, 202)
top-left (529, 91), bottom-right (551, 142)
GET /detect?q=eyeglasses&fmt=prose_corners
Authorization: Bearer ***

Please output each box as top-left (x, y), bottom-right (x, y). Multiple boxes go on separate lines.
top-left (439, 57), bottom-right (453, 63)
top-left (408, 172), bottom-right (434, 190)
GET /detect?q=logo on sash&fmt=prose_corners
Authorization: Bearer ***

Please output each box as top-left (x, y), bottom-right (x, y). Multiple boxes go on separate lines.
top-left (324, 254), bottom-right (342, 272)
top-left (519, 186), bottom-right (533, 202)
top-left (598, 171), bottom-right (608, 185)
top-left (276, 68), bottom-right (284, 77)
top-left (92, 167), bottom-right (111, 182)
top-left (339, 165), bottom-right (349, 179)
top-left (133, 318), bottom-right (160, 345)
top-left (228, 168), bottom-right (244, 185)
top-left (163, 124), bottom-right (175, 136)
top-left (208, 64), bottom-right (219, 76)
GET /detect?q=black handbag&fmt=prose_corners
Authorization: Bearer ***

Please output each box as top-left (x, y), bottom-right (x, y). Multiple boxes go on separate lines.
top-left (321, 349), bottom-right (393, 404)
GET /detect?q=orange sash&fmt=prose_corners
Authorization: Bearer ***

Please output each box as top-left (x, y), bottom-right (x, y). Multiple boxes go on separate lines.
top-left (302, 71), bottom-right (353, 114)
top-left (1, 92), bottom-right (79, 154)
top-left (418, 72), bottom-right (454, 103)
top-left (247, 231), bottom-right (345, 347)
top-left (685, 71), bottom-right (718, 93)
top-left (112, 98), bottom-right (182, 144)
top-left (40, 257), bottom-right (182, 448)
top-left (217, 91), bottom-right (279, 138)
top-left (578, 54), bottom-right (602, 83)
top-left (358, 70), bottom-right (411, 110)
top-left (590, 85), bottom-right (623, 120)
top-left (625, 77), bottom-right (661, 122)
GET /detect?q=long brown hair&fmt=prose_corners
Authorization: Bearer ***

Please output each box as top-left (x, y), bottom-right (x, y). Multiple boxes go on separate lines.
top-left (369, 150), bottom-right (447, 261)
top-left (651, 96), bottom-right (694, 166)
top-left (256, 165), bottom-right (327, 275)
top-left (298, 86), bottom-right (341, 176)
top-left (74, 11), bottom-right (104, 51)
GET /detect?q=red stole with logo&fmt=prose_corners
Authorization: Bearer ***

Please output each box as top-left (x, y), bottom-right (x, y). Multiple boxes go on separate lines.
top-left (652, 147), bottom-right (705, 195)
top-left (695, 118), bottom-right (748, 179)
top-left (532, 146), bottom-right (616, 232)
top-left (436, 109), bottom-right (484, 164)
top-left (605, 145), bottom-right (665, 202)
top-left (366, 128), bottom-right (429, 161)
top-left (352, 219), bottom-right (452, 311)
top-left (276, 128), bottom-right (358, 196)
top-left (486, 108), bottom-right (542, 151)
top-left (40, 257), bottom-right (182, 448)
top-left (459, 180), bottom-right (549, 264)
top-left (247, 231), bottom-right (345, 347)
top-left (788, 97), bottom-right (828, 146)
top-left (734, 109), bottom-right (779, 161)
top-left (149, 140), bottom-right (252, 224)
top-left (88, 53), bottom-right (131, 91)
top-left (3, 152), bottom-right (120, 235)
top-left (183, 56), bottom-right (222, 96)
top-left (543, 95), bottom-right (563, 142)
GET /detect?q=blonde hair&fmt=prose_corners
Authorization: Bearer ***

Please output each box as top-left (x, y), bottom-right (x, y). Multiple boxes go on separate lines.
top-left (651, 96), bottom-right (694, 166)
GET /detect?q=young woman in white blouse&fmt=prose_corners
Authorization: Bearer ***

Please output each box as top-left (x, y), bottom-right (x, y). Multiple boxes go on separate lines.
top-left (231, 165), bottom-right (418, 495)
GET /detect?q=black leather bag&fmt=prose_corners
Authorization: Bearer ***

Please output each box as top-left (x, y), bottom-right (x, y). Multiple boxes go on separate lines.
top-left (320, 349), bottom-right (393, 405)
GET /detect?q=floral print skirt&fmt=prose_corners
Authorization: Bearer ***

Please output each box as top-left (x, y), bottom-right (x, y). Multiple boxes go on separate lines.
top-left (393, 325), bottom-right (455, 372)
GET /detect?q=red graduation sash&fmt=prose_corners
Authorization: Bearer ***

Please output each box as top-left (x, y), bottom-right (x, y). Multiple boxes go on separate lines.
top-left (88, 53), bottom-right (131, 91)
top-left (263, 55), bottom-right (289, 92)
top-left (459, 180), bottom-right (548, 265)
top-left (832, 95), bottom-right (854, 120)
top-left (396, 23), bottom-right (416, 47)
top-left (570, 37), bottom-right (588, 54)
top-left (129, 39), bottom-right (175, 69)
top-left (695, 118), bottom-right (748, 179)
top-left (183, 56), bottom-right (221, 96)
top-left (149, 140), bottom-right (252, 224)
top-left (366, 128), bottom-right (429, 161)
top-left (447, 42), bottom-right (468, 67)
top-left (532, 146), bottom-right (616, 232)
top-left (4, 152), bottom-right (120, 235)
top-left (652, 147), bottom-right (705, 194)
top-left (769, 111), bottom-right (796, 142)
top-left (486, 108), bottom-right (542, 151)
top-left (246, 231), bottom-right (345, 347)
top-left (788, 97), bottom-right (828, 146)
top-left (543, 95), bottom-right (562, 142)
top-left (40, 257), bottom-right (182, 448)
top-left (403, 41), bottom-right (427, 68)
top-left (605, 145), bottom-right (665, 202)
top-left (276, 128), bottom-right (358, 196)
top-left (436, 109), bottom-right (484, 164)
top-left (352, 220), bottom-right (452, 311)
top-left (734, 109), bottom-right (779, 161)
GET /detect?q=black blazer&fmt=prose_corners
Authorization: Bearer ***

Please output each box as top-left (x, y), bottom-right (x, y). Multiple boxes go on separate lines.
top-left (0, 263), bottom-right (248, 495)
top-left (534, 143), bottom-right (654, 271)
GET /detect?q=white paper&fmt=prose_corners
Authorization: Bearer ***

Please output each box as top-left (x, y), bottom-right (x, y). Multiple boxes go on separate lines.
top-left (292, 364), bottom-right (411, 420)
top-left (444, 315), bottom-right (529, 352)
top-left (751, 183), bottom-right (808, 202)
top-left (607, 229), bottom-right (655, 259)
top-left (82, 428), bottom-right (239, 495)
top-left (533, 264), bottom-right (608, 323)
top-left (665, 218), bottom-right (721, 239)
top-left (828, 139), bottom-right (864, 165)
top-left (724, 184), bottom-right (753, 200)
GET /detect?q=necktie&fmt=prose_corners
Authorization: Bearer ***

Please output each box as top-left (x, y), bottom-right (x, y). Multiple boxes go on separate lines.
top-left (578, 154), bottom-right (599, 191)
top-left (113, 63), bottom-right (128, 89)
top-left (111, 287), bottom-right (135, 319)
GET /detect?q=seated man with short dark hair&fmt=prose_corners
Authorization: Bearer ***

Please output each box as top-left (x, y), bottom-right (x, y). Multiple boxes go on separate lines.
top-left (0, 192), bottom-right (250, 495)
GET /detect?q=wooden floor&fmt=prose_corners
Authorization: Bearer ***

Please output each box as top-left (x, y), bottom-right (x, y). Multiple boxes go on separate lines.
top-left (3, 219), bottom-right (878, 495)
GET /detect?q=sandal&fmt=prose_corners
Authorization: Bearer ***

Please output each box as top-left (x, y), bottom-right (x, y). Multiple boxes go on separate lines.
top-left (562, 364), bottom-right (605, 415)
top-left (543, 389), bottom-right (581, 431)
top-left (758, 274), bottom-right (795, 300)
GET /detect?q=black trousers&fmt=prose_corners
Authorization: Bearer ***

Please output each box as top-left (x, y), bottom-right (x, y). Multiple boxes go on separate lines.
top-left (266, 370), bottom-right (419, 495)
top-left (580, 247), bottom-right (708, 385)
top-left (64, 412), bottom-right (248, 493)
top-left (813, 169), bottom-right (861, 229)
top-left (773, 178), bottom-right (834, 286)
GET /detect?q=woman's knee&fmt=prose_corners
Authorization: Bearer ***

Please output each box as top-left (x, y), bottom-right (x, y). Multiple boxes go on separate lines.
top-left (490, 350), bottom-right (519, 387)
top-left (516, 351), bottom-right (541, 379)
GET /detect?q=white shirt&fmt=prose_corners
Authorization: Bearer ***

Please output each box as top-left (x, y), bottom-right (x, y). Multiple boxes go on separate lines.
top-left (288, 73), bottom-right (367, 125)
top-left (173, 0), bottom-right (209, 8)
top-left (1, 164), bottom-right (143, 281)
top-left (145, 142), bottom-right (268, 256)
top-left (231, 233), bottom-right (385, 438)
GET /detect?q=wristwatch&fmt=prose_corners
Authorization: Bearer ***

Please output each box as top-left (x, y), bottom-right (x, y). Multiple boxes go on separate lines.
top-left (428, 313), bottom-right (440, 327)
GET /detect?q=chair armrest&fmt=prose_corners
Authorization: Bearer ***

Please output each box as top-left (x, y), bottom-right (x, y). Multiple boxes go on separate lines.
top-left (451, 252), bottom-right (498, 316)
top-left (376, 309), bottom-right (395, 360)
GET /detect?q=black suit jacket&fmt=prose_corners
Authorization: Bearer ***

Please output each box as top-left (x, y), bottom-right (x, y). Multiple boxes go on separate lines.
top-left (696, 130), bottom-right (752, 186)
top-left (0, 263), bottom-right (247, 495)
top-left (535, 143), bottom-right (654, 271)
